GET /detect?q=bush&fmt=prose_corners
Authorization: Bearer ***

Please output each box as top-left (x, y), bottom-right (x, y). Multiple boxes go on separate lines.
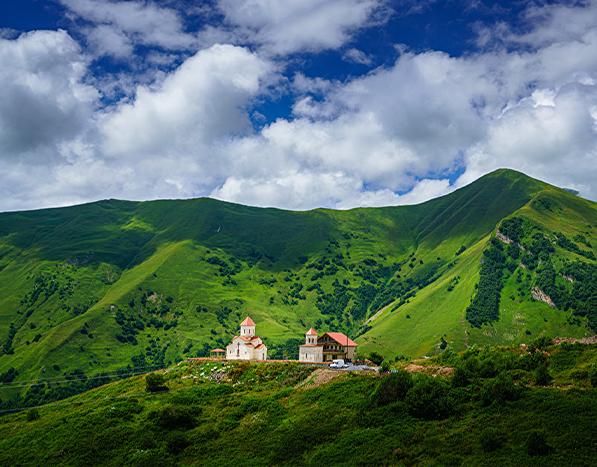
top-left (479, 358), bottom-right (498, 378)
top-left (166, 431), bottom-right (190, 454)
top-left (437, 347), bottom-right (457, 365)
top-left (26, 408), bottom-right (40, 422)
top-left (479, 427), bottom-right (503, 453)
top-left (369, 352), bottom-right (384, 365)
top-left (150, 406), bottom-right (197, 430)
top-left (145, 373), bottom-right (168, 393)
top-left (371, 370), bottom-right (413, 406)
top-left (534, 364), bottom-right (552, 386)
top-left (378, 361), bottom-right (391, 373)
top-left (480, 373), bottom-right (519, 406)
top-left (405, 375), bottom-right (453, 420)
top-left (524, 430), bottom-right (550, 456)
top-left (529, 335), bottom-right (551, 353)
top-left (589, 363), bottom-right (597, 387)
top-left (451, 366), bottom-right (471, 388)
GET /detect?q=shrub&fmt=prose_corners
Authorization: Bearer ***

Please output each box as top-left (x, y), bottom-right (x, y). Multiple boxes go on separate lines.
top-left (480, 373), bottom-right (519, 406)
top-left (371, 370), bottom-right (413, 406)
top-left (378, 361), bottom-right (391, 373)
top-left (451, 366), bottom-right (471, 388)
top-left (438, 347), bottom-right (457, 365)
top-left (479, 358), bottom-right (498, 378)
top-left (166, 431), bottom-right (190, 454)
top-left (405, 375), bottom-right (453, 420)
top-left (589, 363), bottom-right (597, 387)
top-left (26, 408), bottom-right (40, 422)
top-left (529, 335), bottom-right (551, 353)
top-left (145, 373), bottom-right (168, 393)
top-left (524, 430), bottom-right (550, 456)
top-left (534, 364), bottom-right (552, 386)
top-left (369, 352), bottom-right (384, 365)
top-left (479, 427), bottom-right (503, 453)
top-left (150, 406), bottom-right (197, 430)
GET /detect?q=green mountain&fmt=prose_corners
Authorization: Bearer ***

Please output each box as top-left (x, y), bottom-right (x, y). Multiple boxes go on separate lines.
top-left (1, 169), bottom-right (596, 402)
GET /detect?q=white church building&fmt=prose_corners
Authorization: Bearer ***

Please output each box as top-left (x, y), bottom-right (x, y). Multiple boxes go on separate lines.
top-left (226, 316), bottom-right (268, 360)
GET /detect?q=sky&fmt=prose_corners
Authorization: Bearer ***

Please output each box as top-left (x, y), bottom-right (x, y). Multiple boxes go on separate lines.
top-left (1, 0), bottom-right (597, 212)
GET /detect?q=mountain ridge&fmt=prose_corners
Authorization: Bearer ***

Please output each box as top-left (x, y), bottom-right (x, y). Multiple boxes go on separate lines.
top-left (1, 169), bottom-right (596, 398)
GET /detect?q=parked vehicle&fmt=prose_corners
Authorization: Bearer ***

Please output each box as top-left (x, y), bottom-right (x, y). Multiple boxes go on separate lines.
top-left (329, 359), bottom-right (347, 369)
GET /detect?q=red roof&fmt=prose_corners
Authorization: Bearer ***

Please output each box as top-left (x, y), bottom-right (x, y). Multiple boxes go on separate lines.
top-left (238, 335), bottom-right (260, 342)
top-left (210, 348), bottom-right (225, 352)
top-left (240, 316), bottom-right (256, 326)
top-left (305, 327), bottom-right (318, 335)
top-left (254, 344), bottom-right (266, 350)
top-left (320, 332), bottom-right (358, 347)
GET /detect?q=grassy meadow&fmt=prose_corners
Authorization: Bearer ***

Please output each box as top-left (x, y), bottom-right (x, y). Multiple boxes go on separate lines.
top-left (1, 169), bottom-right (597, 413)
top-left (0, 341), bottom-right (595, 466)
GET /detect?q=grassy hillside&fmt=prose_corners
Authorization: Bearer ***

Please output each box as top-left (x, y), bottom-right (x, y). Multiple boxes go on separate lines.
top-left (1, 169), bottom-right (596, 409)
top-left (0, 341), bottom-right (596, 466)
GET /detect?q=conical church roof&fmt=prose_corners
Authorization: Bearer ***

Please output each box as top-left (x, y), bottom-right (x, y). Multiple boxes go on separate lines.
top-left (240, 316), bottom-right (256, 326)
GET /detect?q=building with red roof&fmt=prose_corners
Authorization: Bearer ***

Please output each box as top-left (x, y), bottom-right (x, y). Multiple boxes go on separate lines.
top-left (226, 316), bottom-right (267, 360)
top-left (298, 328), bottom-right (358, 362)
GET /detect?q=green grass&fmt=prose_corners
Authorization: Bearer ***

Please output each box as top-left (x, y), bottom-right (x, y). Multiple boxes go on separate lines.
top-left (0, 342), bottom-right (596, 466)
top-left (0, 168), bottom-right (596, 401)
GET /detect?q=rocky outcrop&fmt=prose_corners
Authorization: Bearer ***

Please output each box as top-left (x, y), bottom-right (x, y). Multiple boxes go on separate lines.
top-left (496, 230), bottom-right (513, 244)
top-left (553, 336), bottom-right (597, 345)
top-left (532, 287), bottom-right (556, 308)
top-left (496, 229), bottom-right (529, 252)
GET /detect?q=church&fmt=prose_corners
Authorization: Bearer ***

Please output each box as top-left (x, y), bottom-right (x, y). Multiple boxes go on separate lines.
top-left (226, 316), bottom-right (268, 360)
top-left (298, 328), bottom-right (358, 362)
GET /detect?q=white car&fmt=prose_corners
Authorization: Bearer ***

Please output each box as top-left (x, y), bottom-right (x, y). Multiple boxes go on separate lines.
top-left (329, 359), bottom-right (347, 369)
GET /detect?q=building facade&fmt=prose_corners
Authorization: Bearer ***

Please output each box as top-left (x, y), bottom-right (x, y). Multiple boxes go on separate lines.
top-left (298, 328), bottom-right (323, 362)
top-left (226, 316), bottom-right (267, 360)
top-left (298, 328), bottom-right (358, 362)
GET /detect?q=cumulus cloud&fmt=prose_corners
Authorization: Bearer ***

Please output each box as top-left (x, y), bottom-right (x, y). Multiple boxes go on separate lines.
top-left (0, 30), bottom-right (97, 160)
top-left (60, 0), bottom-right (196, 57)
top-left (217, 0), bottom-right (386, 54)
top-left (210, 171), bottom-right (454, 210)
top-left (208, 12), bottom-right (597, 209)
top-left (462, 80), bottom-right (597, 199)
top-left (2, 0), bottom-right (597, 213)
top-left (101, 44), bottom-right (271, 158)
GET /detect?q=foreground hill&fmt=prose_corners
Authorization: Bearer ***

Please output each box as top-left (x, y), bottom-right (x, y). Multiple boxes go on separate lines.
top-left (1, 169), bottom-right (597, 408)
top-left (0, 341), bottom-right (596, 466)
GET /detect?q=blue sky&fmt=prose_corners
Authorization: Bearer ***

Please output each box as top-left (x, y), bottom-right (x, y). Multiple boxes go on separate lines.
top-left (1, 0), bottom-right (597, 211)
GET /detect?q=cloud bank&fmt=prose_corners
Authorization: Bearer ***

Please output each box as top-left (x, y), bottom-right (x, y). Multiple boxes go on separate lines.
top-left (0, 0), bottom-right (596, 211)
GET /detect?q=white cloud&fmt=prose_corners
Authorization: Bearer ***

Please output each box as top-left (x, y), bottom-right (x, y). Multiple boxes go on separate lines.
top-left (217, 0), bottom-right (385, 54)
top-left (101, 44), bottom-right (271, 159)
top-left (3, 0), bottom-right (597, 213)
top-left (61, 0), bottom-right (196, 57)
top-left (512, 1), bottom-right (597, 48)
top-left (0, 30), bottom-right (97, 159)
top-left (343, 48), bottom-right (373, 65)
top-left (462, 81), bottom-right (597, 199)
top-left (210, 171), bottom-right (454, 210)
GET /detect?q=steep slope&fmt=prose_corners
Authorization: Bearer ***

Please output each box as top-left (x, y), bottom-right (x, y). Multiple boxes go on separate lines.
top-left (0, 169), bottom-right (595, 402)
top-left (357, 173), bottom-right (597, 357)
